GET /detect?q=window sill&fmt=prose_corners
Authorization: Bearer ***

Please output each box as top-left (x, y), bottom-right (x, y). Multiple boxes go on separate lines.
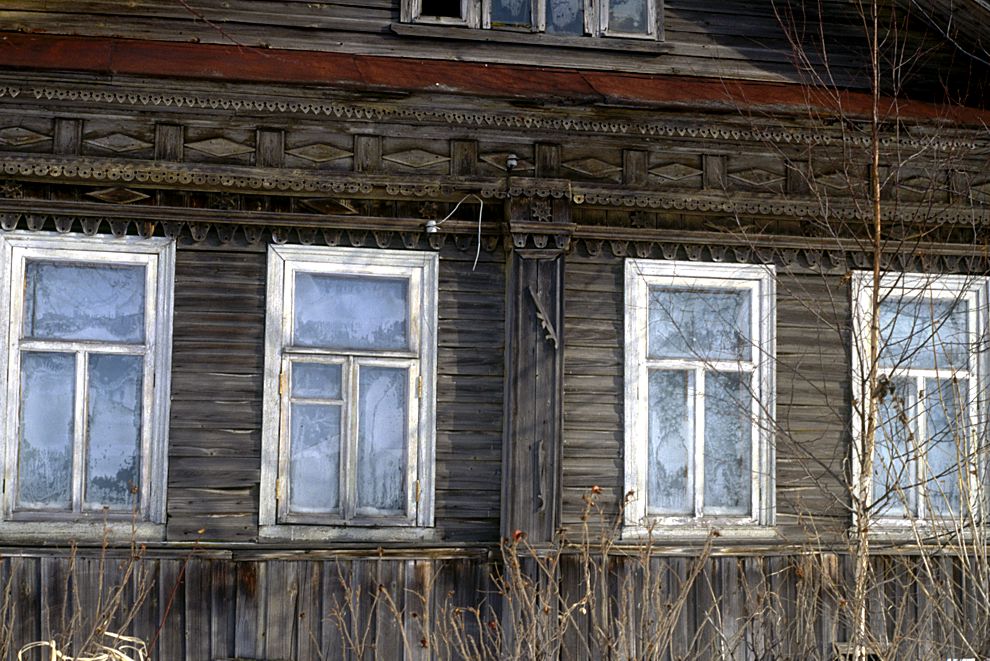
top-left (390, 22), bottom-right (671, 54)
top-left (621, 524), bottom-right (780, 544)
top-left (260, 524), bottom-right (438, 543)
top-left (0, 520), bottom-right (165, 543)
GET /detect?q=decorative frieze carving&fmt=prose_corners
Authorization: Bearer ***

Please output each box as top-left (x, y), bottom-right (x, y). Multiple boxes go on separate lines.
top-left (1, 79), bottom-right (984, 154)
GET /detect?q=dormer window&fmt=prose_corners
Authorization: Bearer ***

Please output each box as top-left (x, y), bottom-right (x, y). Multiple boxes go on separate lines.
top-left (403, 0), bottom-right (661, 39)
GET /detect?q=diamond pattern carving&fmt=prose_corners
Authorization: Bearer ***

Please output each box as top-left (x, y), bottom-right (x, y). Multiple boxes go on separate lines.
top-left (287, 143), bottom-right (352, 163)
top-left (649, 162), bottom-right (702, 181)
top-left (729, 169), bottom-right (785, 187)
top-left (86, 187), bottom-right (150, 204)
top-left (383, 149), bottom-right (450, 169)
top-left (480, 152), bottom-right (534, 172)
top-left (85, 133), bottom-right (152, 153)
top-left (186, 137), bottom-right (253, 157)
top-left (0, 126), bottom-right (50, 147)
top-left (563, 158), bottom-right (621, 178)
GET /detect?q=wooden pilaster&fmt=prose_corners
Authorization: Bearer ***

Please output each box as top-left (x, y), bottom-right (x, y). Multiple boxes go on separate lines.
top-left (501, 194), bottom-right (573, 543)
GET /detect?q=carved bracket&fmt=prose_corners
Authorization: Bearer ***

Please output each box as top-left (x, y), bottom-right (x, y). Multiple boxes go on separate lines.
top-left (527, 286), bottom-right (559, 350)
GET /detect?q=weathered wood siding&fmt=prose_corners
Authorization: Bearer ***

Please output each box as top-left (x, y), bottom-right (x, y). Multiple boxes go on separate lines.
top-left (562, 250), bottom-right (852, 542)
top-left (166, 242), bottom-right (504, 544)
top-left (0, 0), bottom-right (958, 90)
top-left (0, 550), bottom-right (983, 660)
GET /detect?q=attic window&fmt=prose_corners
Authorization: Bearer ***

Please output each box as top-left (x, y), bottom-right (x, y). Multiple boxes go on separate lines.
top-left (402, 0), bottom-right (662, 39)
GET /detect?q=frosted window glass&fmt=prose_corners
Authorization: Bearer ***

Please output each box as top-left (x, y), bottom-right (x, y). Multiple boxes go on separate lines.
top-left (879, 298), bottom-right (968, 370)
top-left (703, 372), bottom-right (752, 514)
top-left (291, 362), bottom-right (342, 400)
top-left (647, 370), bottom-right (693, 515)
top-left (547, 0), bottom-right (583, 33)
top-left (648, 287), bottom-right (751, 361)
top-left (17, 352), bottom-right (74, 509)
top-left (85, 354), bottom-right (142, 509)
top-left (924, 378), bottom-right (966, 516)
top-left (294, 274), bottom-right (408, 351)
top-left (357, 366), bottom-right (407, 512)
top-left (289, 403), bottom-right (341, 514)
top-left (490, 0), bottom-right (531, 25)
top-left (23, 261), bottom-right (146, 343)
top-left (873, 377), bottom-right (915, 516)
top-left (608, 0), bottom-right (648, 33)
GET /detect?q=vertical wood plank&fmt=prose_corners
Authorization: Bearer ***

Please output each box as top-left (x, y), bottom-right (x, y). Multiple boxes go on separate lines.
top-left (156, 559), bottom-right (185, 661)
top-left (403, 560), bottom-right (431, 661)
top-left (296, 561), bottom-right (322, 661)
top-left (53, 118), bottom-right (81, 155)
top-left (321, 560), bottom-right (348, 661)
top-left (183, 558), bottom-right (212, 661)
top-left (703, 153), bottom-right (727, 189)
top-left (155, 123), bottom-right (184, 161)
top-left (131, 558), bottom-right (160, 650)
top-left (40, 557), bottom-right (70, 647)
top-left (210, 560), bottom-right (236, 660)
top-left (373, 560), bottom-right (403, 661)
top-left (535, 143), bottom-right (560, 178)
top-left (354, 135), bottom-right (382, 173)
top-left (264, 560), bottom-right (298, 661)
top-left (234, 562), bottom-right (266, 659)
top-left (622, 149), bottom-right (648, 187)
top-left (256, 128), bottom-right (285, 168)
top-left (11, 559), bottom-right (39, 658)
top-left (450, 139), bottom-right (478, 176)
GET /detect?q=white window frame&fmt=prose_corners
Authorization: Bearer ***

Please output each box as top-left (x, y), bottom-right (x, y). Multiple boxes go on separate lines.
top-left (406, 0), bottom-right (663, 39)
top-left (260, 246), bottom-right (438, 541)
top-left (624, 260), bottom-right (776, 538)
top-left (851, 272), bottom-right (987, 531)
top-left (0, 232), bottom-right (174, 540)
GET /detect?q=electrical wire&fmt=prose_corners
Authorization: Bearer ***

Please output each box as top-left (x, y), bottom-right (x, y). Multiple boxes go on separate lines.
top-left (430, 193), bottom-right (485, 271)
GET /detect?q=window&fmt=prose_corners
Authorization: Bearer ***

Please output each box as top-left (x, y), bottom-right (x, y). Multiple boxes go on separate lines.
top-left (260, 246), bottom-right (438, 540)
top-left (404, 0), bottom-right (661, 39)
top-left (851, 272), bottom-right (986, 527)
top-left (624, 260), bottom-right (775, 536)
top-left (0, 233), bottom-right (174, 537)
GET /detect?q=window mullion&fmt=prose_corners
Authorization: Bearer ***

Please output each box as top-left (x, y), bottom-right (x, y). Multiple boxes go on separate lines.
top-left (914, 374), bottom-right (926, 520)
top-left (72, 350), bottom-right (88, 513)
top-left (342, 356), bottom-right (358, 522)
top-left (534, 0), bottom-right (546, 31)
top-left (694, 367), bottom-right (705, 518)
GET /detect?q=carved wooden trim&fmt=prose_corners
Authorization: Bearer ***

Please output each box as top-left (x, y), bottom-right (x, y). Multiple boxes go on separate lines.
top-left (1, 78), bottom-right (985, 152)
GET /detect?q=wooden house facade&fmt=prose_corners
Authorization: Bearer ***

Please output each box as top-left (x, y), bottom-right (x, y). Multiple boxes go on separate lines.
top-left (1, 1), bottom-right (990, 658)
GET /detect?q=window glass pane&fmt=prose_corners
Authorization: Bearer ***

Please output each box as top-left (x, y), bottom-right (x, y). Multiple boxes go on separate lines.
top-left (294, 273), bottom-right (408, 351)
top-left (85, 354), bottom-right (142, 509)
top-left (357, 366), bottom-right (407, 512)
top-left (703, 371), bottom-right (752, 514)
top-left (289, 403), bottom-right (341, 514)
top-left (647, 370), bottom-right (693, 515)
top-left (873, 377), bottom-right (916, 516)
top-left (608, 0), bottom-right (649, 33)
top-left (648, 287), bottom-right (751, 361)
top-left (879, 298), bottom-right (968, 370)
top-left (490, 0), bottom-right (531, 26)
top-left (924, 377), bottom-right (966, 517)
top-left (291, 362), bottom-right (342, 400)
top-left (546, 0), bottom-right (583, 33)
top-left (17, 352), bottom-right (74, 509)
top-left (24, 261), bottom-right (146, 343)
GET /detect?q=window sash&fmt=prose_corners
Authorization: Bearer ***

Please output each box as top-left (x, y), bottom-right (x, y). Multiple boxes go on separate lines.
top-left (278, 354), bottom-right (420, 526)
top-left (0, 235), bottom-right (172, 527)
top-left (624, 260), bottom-right (775, 533)
top-left (852, 272), bottom-right (987, 528)
top-left (261, 245), bottom-right (438, 536)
